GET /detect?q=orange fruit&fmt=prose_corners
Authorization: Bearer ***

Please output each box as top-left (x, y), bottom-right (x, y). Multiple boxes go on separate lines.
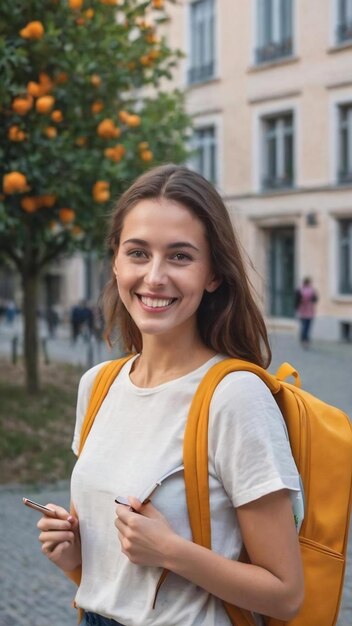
top-left (90, 74), bottom-right (101, 87)
top-left (8, 126), bottom-right (26, 141)
top-left (56, 72), bottom-right (69, 84)
top-left (140, 55), bottom-right (151, 66)
top-left (97, 118), bottom-right (120, 139)
top-left (140, 149), bottom-right (153, 162)
top-left (36, 95), bottom-right (55, 114)
top-left (68, 0), bottom-right (83, 9)
top-left (51, 110), bottom-right (63, 123)
top-left (59, 208), bottom-right (75, 223)
top-left (12, 96), bottom-right (33, 116)
top-left (92, 181), bottom-right (110, 202)
top-left (152, 0), bottom-right (164, 9)
top-left (126, 114), bottom-right (141, 127)
top-left (27, 81), bottom-right (42, 97)
top-left (118, 110), bottom-right (130, 124)
top-left (44, 126), bottom-right (58, 138)
top-left (38, 73), bottom-right (53, 93)
top-left (91, 101), bottom-right (104, 114)
top-left (3, 171), bottom-right (29, 194)
top-left (21, 197), bottom-right (39, 213)
top-left (40, 194), bottom-right (57, 207)
top-left (149, 49), bottom-right (161, 60)
top-left (85, 8), bottom-right (94, 18)
top-left (20, 21), bottom-right (45, 40)
top-left (104, 144), bottom-right (126, 162)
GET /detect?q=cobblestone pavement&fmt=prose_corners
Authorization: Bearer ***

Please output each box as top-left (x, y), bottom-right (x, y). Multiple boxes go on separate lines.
top-left (0, 329), bottom-right (351, 625)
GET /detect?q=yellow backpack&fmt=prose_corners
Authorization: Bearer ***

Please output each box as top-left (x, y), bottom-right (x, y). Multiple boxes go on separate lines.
top-left (69, 355), bottom-right (352, 626)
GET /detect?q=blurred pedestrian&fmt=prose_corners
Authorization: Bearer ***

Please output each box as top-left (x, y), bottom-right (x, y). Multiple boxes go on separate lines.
top-left (5, 299), bottom-right (16, 325)
top-left (46, 307), bottom-right (59, 338)
top-left (70, 301), bottom-right (93, 342)
top-left (295, 277), bottom-right (318, 348)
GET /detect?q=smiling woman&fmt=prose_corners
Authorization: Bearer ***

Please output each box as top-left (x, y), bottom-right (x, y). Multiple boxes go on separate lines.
top-left (34, 165), bottom-right (304, 626)
top-left (112, 197), bottom-right (220, 354)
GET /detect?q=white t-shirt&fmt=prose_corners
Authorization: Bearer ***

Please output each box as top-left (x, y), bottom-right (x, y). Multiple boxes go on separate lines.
top-left (71, 355), bottom-right (302, 626)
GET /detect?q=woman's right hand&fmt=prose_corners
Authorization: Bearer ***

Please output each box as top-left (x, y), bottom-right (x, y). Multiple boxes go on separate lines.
top-left (37, 503), bottom-right (82, 572)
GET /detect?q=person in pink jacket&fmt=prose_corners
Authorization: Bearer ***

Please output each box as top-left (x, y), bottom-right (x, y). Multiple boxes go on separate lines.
top-left (295, 277), bottom-right (318, 347)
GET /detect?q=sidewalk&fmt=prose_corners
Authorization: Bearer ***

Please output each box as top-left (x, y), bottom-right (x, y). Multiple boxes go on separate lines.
top-left (0, 326), bottom-right (351, 625)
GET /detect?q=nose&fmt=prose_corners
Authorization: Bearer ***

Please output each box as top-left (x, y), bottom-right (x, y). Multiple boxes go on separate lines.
top-left (144, 257), bottom-right (168, 287)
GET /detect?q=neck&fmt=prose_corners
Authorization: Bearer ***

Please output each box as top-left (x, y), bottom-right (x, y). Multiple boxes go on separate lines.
top-left (130, 332), bottom-right (216, 387)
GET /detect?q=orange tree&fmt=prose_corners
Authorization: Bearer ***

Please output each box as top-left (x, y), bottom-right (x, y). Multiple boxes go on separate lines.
top-left (0, 0), bottom-right (190, 392)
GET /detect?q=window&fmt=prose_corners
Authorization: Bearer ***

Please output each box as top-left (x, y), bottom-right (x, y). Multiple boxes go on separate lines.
top-left (339, 219), bottom-right (352, 293)
top-left (191, 126), bottom-right (217, 184)
top-left (256, 0), bottom-right (293, 64)
top-left (336, 0), bottom-right (352, 43)
top-left (188, 0), bottom-right (215, 84)
top-left (338, 104), bottom-right (352, 184)
top-left (261, 112), bottom-right (294, 189)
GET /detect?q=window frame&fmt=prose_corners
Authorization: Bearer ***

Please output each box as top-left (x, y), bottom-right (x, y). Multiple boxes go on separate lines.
top-left (190, 124), bottom-right (218, 185)
top-left (337, 103), bottom-right (352, 184)
top-left (260, 111), bottom-right (295, 190)
top-left (254, 0), bottom-right (294, 65)
top-left (336, 0), bottom-right (352, 44)
top-left (187, 0), bottom-right (216, 85)
top-left (338, 218), bottom-right (352, 294)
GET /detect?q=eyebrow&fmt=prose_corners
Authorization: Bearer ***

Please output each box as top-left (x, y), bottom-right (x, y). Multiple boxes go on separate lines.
top-left (121, 238), bottom-right (200, 252)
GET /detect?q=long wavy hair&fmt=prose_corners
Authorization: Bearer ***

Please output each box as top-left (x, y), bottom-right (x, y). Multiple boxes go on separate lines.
top-left (102, 164), bottom-right (271, 368)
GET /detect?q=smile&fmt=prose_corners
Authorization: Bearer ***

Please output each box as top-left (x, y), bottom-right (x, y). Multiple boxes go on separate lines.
top-left (137, 295), bottom-right (177, 309)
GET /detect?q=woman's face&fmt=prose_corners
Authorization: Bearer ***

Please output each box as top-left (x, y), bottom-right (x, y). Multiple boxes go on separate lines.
top-left (113, 197), bottom-right (219, 343)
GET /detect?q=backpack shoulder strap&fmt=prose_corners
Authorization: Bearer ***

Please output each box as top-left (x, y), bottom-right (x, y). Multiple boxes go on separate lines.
top-left (183, 358), bottom-right (283, 626)
top-left (65, 354), bottom-right (134, 600)
top-left (183, 358), bottom-right (280, 547)
top-left (78, 354), bottom-right (134, 455)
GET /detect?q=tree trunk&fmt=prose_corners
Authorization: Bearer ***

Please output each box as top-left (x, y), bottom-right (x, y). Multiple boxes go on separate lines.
top-left (21, 270), bottom-right (40, 394)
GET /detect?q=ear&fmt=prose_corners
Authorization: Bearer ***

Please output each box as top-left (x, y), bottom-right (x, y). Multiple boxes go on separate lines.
top-left (112, 256), bottom-right (118, 277)
top-left (205, 275), bottom-right (222, 293)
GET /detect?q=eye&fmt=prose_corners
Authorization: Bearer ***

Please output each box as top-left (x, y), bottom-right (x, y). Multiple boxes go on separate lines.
top-left (127, 250), bottom-right (148, 259)
top-left (171, 252), bottom-right (192, 262)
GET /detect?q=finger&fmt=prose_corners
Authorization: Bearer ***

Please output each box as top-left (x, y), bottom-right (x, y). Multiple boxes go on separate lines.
top-left (44, 503), bottom-right (72, 520)
top-left (115, 503), bottom-right (135, 522)
top-left (42, 540), bottom-right (71, 559)
top-left (128, 496), bottom-right (143, 513)
top-left (38, 529), bottom-right (75, 545)
top-left (129, 497), bottom-right (162, 520)
top-left (37, 517), bottom-right (72, 532)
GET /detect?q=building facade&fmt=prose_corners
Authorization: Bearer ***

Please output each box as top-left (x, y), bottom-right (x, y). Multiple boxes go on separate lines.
top-left (165, 0), bottom-right (352, 340)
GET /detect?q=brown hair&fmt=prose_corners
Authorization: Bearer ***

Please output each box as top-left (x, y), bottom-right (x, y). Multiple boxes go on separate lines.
top-left (102, 164), bottom-right (271, 368)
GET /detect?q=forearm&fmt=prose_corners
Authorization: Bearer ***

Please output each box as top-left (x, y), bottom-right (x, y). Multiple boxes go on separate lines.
top-left (164, 534), bottom-right (300, 620)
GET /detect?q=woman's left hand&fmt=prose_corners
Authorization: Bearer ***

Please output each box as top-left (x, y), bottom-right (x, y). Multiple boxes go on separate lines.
top-left (115, 497), bottom-right (176, 567)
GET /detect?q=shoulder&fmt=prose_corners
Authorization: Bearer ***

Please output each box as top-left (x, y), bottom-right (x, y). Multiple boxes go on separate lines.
top-left (77, 360), bottom-right (112, 400)
top-left (209, 370), bottom-right (286, 434)
top-left (212, 370), bottom-right (276, 407)
top-left (72, 360), bottom-right (113, 456)
top-left (76, 360), bottom-right (121, 419)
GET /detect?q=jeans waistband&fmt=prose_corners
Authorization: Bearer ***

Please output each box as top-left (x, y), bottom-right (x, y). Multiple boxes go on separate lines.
top-left (84, 611), bottom-right (125, 626)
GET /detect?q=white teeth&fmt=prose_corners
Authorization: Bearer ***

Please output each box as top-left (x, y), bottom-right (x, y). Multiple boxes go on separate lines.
top-left (140, 296), bottom-right (174, 308)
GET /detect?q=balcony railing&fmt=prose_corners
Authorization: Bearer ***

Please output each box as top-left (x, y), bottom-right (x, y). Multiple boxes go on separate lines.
top-left (338, 169), bottom-right (352, 184)
top-left (188, 61), bottom-right (215, 85)
top-left (262, 175), bottom-right (294, 190)
top-left (336, 22), bottom-right (352, 43)
top-left (255, 38), bottom-right (293, 64)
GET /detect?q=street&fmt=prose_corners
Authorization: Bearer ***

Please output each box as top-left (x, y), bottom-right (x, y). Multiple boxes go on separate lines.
top-left (0, 328), bottom-right (351, 625)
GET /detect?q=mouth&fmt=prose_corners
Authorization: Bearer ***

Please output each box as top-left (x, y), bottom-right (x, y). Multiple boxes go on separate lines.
top-left (137, 294), bottom-right (177, 309)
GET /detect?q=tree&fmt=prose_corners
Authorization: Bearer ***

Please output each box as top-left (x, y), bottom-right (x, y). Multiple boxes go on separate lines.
top-left (0, 0), bottom-right (191, 393)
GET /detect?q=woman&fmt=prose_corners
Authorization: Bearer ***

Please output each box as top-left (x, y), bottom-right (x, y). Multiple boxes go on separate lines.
top-left (37, 164), bottom-right (304, 626)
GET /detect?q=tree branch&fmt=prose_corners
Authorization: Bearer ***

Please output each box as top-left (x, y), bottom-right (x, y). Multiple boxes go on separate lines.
top-left (0, 240), bottom-right (23, 271)
top-left (37, 237), bottom-right (71, 270)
